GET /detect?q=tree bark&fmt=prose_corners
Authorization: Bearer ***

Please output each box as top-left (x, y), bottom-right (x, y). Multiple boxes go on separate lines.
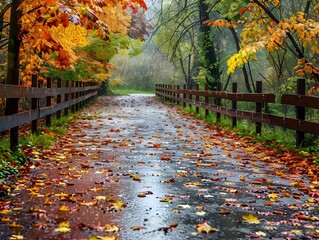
top-left (199, 0), bottom-right (220, 90)
top-left (5, 0), bottom-right (22, 150)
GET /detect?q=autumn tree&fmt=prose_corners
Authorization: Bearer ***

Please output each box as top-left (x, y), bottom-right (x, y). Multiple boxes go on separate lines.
top-left (3, 0), bottom-right (148, 86)
top-left (206, 0), bottom-right (319, 94)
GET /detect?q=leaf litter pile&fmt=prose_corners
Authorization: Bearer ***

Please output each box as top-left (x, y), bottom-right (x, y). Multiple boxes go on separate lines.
top-left (1, 95), bottom-right (319, 239)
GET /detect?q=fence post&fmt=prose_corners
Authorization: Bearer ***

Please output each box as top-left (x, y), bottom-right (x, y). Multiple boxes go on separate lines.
top-left (195, 84), bottom-right (199, 114)
top-left (183, 84), bottom-right (186, 108)
top-left (296, 78), bottom-right (305, 146)
top-left (64, 80), bottom-right (69, 116)
top-left (216, 82), bottom-right (221, 122)
top-left (80, 81), bottom-right (84, 108)
top-left (256, 81), bottom-right (262, 134)
top-left (6, 69), bottom-right (19, 150)
top-left (205, 83), bottom-right (209, 117)
top-left (76, 81), bottom-right (79, 112)
top-left (176, 85), bottom-right (180, 105)
top-left (71, 81), bottom-right (75, 113)
top-left (31, 75), bottom-right (38, 133)
top-left (188, 85), bottom-right (192, 109)
top-left (56, 78), bottom-right (62, 119)
top-left (46, 77), bottom-right (52, 126)
top-left (232, 82), bottom-right (237, 128)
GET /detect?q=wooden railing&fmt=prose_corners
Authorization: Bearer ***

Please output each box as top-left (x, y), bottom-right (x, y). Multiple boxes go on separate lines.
top-left (155, 79), bottom-right (319, 147)
top-left (0, 75), bottom-right (98, 149)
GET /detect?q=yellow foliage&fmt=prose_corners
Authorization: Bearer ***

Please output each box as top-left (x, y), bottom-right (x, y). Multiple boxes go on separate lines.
top-left (50, 24), bottom-right (90, 64)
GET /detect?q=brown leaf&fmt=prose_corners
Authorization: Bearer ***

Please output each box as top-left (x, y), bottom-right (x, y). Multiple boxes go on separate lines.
top-left (219, 210), bottom-right (231, 215)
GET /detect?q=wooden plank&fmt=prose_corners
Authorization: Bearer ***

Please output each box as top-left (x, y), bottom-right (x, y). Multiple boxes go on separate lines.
top-left (0, 91), bottom-right (97, 132)
top-left (165, 89), bottom-right (275, 103)
top-left (269, 115), bottom-right (319, 135)
top-left (0, 83), bottom-right (98, 98)
top-left (281, 94), bottom-right (319, 109)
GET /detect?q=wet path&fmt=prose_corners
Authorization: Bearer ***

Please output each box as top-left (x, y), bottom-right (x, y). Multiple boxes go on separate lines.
top-left (1, 95), bottom-right (319, 239)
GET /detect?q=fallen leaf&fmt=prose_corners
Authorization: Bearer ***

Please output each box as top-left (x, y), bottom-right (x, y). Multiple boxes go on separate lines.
top-left (242, 214), bottom-right (260, 224)
top-left (112, 200), bottom-right (127, 211)
top-left (240, 176), bottom-right (247, 181)
top-left (255, 231), bottom-right (266, 237)
top-left (59, 205), bottom-right (70, 212)
top-left (130, 174), bottom-right (141, 182)
top-left (80, 201), bottom-right (97, 206)
top-left (195, 211), bottom-right (206, 216)
top-left (104, 224), bottom-right (120, 233)
top-left (268, 193), bottom-right (281, 202)
top-left (1, 216), bottom-right (10, 222)
top-left (43, 198), bottom-right (53, 205)
top-left (9, 235), bottom-right (24, 240)
top-left (161, 156), bottom-right (171, 161)
top-left (9, 221), bottom-right (21, 228)
top-left (196, 221), bottom-right (217, 233)
top-left (170, 222), bottom-right (178, 228)
top-left (219, 210), bottom-right (231, 215)
top-left (178, 204), bottom-right (191, 209)
top-left (131, 226), bottom-right (145, 230)
top-left (160, 196), bottom-right (172, 202)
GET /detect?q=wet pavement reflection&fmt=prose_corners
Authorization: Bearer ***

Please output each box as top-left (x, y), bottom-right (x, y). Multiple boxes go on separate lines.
top-left (0, 94), bottom-right (319, 239)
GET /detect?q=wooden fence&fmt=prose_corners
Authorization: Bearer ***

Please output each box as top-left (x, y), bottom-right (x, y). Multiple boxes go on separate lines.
top-left (0, 74), bottom-right (98, 149)
top-left (155, 79), bottom-right (319, 147)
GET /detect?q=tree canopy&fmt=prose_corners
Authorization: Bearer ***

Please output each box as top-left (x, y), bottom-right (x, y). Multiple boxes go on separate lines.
top-left (1, 0), bottom-right (148, 85)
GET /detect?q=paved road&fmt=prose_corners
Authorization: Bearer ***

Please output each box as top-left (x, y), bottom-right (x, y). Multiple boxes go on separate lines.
top-left (0, 95), bottom-right (318, 239)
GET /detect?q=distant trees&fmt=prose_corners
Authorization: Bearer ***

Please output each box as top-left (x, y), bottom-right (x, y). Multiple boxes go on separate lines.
top-left (152, 0), bottom-right (319, 94)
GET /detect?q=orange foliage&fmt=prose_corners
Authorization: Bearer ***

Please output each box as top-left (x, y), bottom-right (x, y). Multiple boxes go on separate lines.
top-left (16, 0), bottom-right (147, 83)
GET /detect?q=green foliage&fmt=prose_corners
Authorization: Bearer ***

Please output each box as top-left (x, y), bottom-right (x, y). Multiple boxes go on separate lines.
top-left (209, 0), bottom-right (250, 20)
top-left (111, 88), bottom-right (154, 95)
top-left (0, 115), bottom-right (71, 180)
top-left (45, 33), bottom-right (143, 81)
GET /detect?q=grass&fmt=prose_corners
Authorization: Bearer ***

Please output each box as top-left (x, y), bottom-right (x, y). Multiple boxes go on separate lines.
top-left (180, 104), bottom-right (319, 157)
top-left (111, 88), bottom-right (155, 95)
top-left (0, 114), bottom-right (76, 181)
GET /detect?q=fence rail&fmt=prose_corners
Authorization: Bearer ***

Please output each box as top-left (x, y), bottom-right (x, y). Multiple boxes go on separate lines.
top-left (0, 74), bottom-right (98, 149)
top-left (155, 79), bottom-right (319, 147)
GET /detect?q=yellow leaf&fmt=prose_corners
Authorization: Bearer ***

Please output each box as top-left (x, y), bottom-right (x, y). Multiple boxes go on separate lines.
top-left (54, 221), bottom-right (71, 233)
top-left (0, 209), bottom-right (12, 214)
top-left (80, 201), bottom-right (97, 206)
top-left (9, 235), bottom-right (24, 240)
top-left (196, 221), bottom-right (217, 233)
top-left (195, 211), bottom-right (206, 216)
top-left (291, 229), bottom-right (303, 235)
top-left (43, 198), bottom-right (53, 205)
top-left (242, 214), bottom-right (260, 224)
top-left (256, 231), bottom-right (266, 236)
top-left (268, 193), bottom-right (281, 202)
top-left (59, 205), bottom-right (70, 212)
top-left (160, 196), bottom-right (172, 202)
top-left (95, 196), bottom-right (106, 201)
top-left (112, 200), bottom-right (126, 211)
top-left (104, 224), bottom-right (120, 233)
top-left (9, 221), bottom-right (21, 228)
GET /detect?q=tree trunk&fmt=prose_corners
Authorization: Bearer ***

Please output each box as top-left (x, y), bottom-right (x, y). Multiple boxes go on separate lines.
top-left (199, 0), bottom-right (220, 90)
top-left (229, 27), bottom-right (252, 93)
top-left (5, 0), bottom-right (22, 150)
